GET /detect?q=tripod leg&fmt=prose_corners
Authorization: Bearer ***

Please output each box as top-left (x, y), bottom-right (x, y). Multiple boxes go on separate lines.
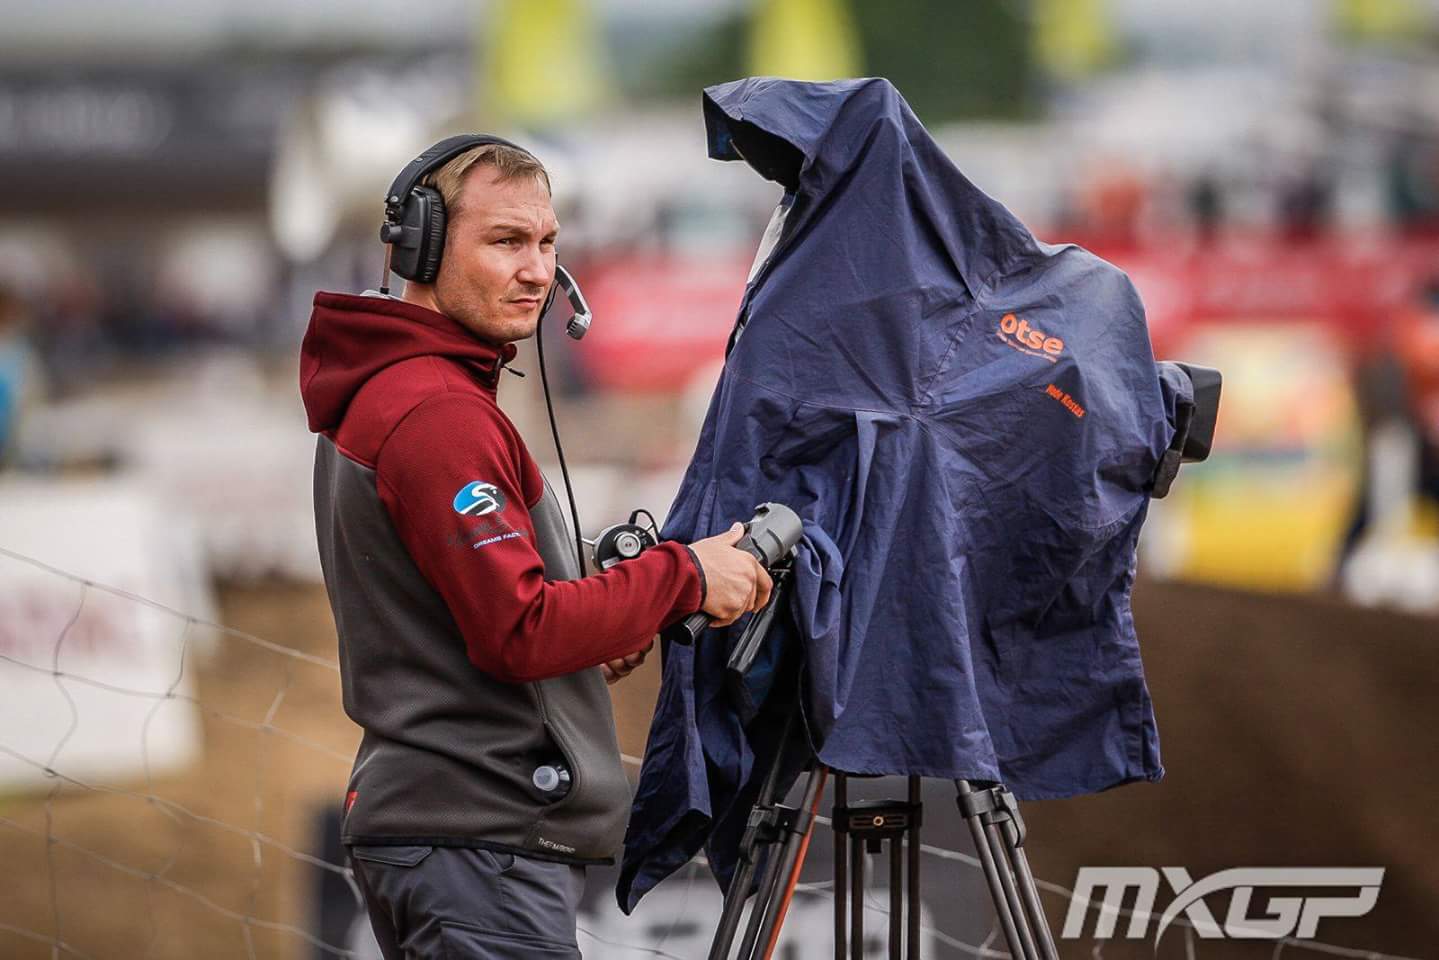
top-left (906, 777), bottom-right (920, 960)
top-left (756, 768), bottom-right (827, 960)
top-left (980, 819), bottom-right (1042, 960)
top-left (1003, 820), bottom-right (1059, 960)
top-left (709, 710), bottom-right (802, 960)
top-left (957, 781), bottom-right (1033, 959)
top-left (736, 833), bottom-right (790, 960)
top-left (962, 811), bottom-right (1028, 957)
top-left (850, 834), bottom-right (864, 960)
top-left (834, 774), bottom-right (847, 960)
top-left (888, 836), bottom-right (903, 959)
top-left (712, 855), bottom-right (764, 960)
top-left (736, 766), bottom-right (825, 960)
top-left (729, 766), bottom-right (828, 960)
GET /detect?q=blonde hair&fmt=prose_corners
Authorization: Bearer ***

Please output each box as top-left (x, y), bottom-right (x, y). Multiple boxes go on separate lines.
top-left (422, 143), bottom-right (551, 220)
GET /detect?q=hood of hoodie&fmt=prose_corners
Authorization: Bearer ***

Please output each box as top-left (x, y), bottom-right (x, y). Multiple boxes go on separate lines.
top-left (300, 291), bottom-right (519, 435)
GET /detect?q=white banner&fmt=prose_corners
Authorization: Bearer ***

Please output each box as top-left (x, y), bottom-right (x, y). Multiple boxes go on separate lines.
top-left (0, 480), bottom-right (208, 791)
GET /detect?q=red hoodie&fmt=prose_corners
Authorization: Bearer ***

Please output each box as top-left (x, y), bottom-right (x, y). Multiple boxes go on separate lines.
top-left (300, 291), bottom-right (703, 682)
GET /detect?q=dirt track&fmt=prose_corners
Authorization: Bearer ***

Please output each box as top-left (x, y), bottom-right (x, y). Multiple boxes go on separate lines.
top-left (1023, 579), bottom-right (1439, 958)
top-left (0, 578), bottom-right (1434, 959)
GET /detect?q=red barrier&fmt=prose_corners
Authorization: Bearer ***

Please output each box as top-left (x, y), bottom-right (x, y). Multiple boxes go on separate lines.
top-left (574, 234), bottom-right (1439, 392)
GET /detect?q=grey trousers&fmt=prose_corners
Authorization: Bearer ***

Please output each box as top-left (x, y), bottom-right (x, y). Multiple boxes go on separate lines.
top-left (348, 845), bottom-right (586, 959)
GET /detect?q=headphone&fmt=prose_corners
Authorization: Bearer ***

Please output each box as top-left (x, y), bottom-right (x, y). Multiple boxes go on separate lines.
top-left (379, 133), bottom-right (527, 286)
top-left (377, 133), bottom-right (591, 340)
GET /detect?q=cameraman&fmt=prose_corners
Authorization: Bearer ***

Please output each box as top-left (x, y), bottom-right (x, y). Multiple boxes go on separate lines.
top-left (300, 139), bottom-right (771, 959)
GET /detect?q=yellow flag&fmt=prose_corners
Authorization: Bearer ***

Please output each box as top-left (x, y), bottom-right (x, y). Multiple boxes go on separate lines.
top-left (481, 0), bottom-right (611, 126)
top-left (1336, 0), bottom-right (1425, 42)
top-left (749, 0), bottom-right (862, 81)
top-left (1034, 0), bottom-right (1116, 79)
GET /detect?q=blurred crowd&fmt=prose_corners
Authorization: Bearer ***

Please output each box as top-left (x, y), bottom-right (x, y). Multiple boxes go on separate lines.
top-left (3, 0), bottom-right (1439, 606)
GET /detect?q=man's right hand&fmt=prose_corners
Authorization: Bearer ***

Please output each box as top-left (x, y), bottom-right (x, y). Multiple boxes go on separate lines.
top-left (688, 523), bottom-right (774, 627)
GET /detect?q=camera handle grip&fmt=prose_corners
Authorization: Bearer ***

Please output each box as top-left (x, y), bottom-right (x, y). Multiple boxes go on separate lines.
top-left (671, 503), bottom-right (802, 646)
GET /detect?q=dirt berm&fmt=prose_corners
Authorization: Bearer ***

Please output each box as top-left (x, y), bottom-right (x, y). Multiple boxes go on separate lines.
top-left (0, 578), bottom-right (1432, 959)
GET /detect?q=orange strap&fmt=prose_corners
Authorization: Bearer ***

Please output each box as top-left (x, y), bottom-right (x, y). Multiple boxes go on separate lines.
top-left (760, 768), bottom-right (829, 960)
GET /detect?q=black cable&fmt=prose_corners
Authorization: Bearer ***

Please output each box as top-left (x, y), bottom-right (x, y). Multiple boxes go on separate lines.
top-left (535, 318), bottom-right (588, 576)
top-left (630, 508), bottom-right (659, 540)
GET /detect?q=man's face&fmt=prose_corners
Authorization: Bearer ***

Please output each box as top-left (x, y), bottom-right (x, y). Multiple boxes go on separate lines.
top-left (430, 167), bottom-right (558, 345)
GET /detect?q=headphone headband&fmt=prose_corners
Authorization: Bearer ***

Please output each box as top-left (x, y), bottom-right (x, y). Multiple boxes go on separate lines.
top-left (383, 133), bottom-right (530, 216)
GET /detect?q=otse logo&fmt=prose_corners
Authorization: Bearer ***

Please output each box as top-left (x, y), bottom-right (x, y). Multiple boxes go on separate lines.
top-left (997, 312), bottom-right (1064, 362)
top-left (1064, 867), bottom-right (1384, 947)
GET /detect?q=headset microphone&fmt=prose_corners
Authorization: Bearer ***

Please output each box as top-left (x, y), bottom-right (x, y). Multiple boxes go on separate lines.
top-left (540, 264), bottom-right (592, 340)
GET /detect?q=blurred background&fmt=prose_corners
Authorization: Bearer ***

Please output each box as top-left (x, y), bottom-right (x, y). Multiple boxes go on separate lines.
top-left (1, 0), bottom-right (1437, 957)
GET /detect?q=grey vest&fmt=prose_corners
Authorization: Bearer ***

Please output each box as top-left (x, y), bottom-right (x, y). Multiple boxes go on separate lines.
top-left (313, 436), bottom-right (631, 863)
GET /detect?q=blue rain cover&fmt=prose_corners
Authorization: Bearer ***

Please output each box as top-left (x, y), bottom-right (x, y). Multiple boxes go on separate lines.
top-left (618, 77), bottom-right (1191, 911)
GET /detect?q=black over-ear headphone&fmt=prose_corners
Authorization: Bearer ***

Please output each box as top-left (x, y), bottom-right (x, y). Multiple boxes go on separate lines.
top-left (377, 133), bottom-right (593, 340)
top-left (378, 133), bottom-right (530, 286)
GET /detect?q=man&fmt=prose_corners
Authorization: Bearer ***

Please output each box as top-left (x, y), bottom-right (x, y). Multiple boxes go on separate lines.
top-left (300, 139), bottom-right (771, 959)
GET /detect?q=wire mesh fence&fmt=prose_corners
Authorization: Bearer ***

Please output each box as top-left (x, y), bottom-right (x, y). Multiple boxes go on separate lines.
top-left (0, 545), bottom-right (1421, 960)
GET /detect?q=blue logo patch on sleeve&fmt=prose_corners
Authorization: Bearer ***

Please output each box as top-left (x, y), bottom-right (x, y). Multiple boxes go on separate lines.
top-left (453, 482), bottom-right (507, 517)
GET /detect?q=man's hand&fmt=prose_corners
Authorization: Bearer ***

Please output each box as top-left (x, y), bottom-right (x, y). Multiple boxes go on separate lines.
top-left (602, 638), bottom-right (653, 685)
top-left (688, 523), bottom-right (774, 627)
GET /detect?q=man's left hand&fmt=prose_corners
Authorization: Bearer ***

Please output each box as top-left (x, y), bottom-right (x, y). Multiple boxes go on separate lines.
top-left (602, 638), bottom-right (655, 684)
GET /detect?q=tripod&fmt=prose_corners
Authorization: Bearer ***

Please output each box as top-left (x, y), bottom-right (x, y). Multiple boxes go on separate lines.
top-left (706, 706), bottom-right (1060, 960)
top-left (689, 512), bottom-right (1063, 960)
